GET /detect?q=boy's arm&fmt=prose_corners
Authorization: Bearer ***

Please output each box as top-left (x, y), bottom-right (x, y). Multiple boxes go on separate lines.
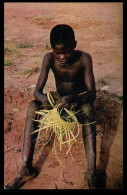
top-left (33, 53), bottom-right (52, 106)
top-left (81, 53), bottom-right (96, 102)
top-left (70, 53), bottom-right (96, 103)
top-left (58, 53), bottom-right (96, 109)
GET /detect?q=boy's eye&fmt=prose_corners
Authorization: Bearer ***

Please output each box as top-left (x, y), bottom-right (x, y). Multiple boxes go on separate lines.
top-left (53, 51), bottom-right (59, 55)
top-left (54, 51), bottom-right (71, 55)
top-left (65, 51), bottom-right (71, 54)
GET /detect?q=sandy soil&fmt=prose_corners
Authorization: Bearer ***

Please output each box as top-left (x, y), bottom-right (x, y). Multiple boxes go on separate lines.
top-left (4, 3), bottom-right (123, 189)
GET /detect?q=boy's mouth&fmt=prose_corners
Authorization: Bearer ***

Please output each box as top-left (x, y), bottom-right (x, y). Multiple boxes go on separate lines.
top-left (60, 60), bottom-right (66, 64)
top-left (59, 59), bottom-right (67, 64)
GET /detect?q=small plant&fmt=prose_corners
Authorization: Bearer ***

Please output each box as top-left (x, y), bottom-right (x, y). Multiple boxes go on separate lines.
top-left (33, 15), bottom-right (52, 25)
top-left (4, 47), bottom-right (11, 54)
top-left (12, 46), bottom-right (18, 54)
top-left (4, 44), bottom-right (19, 54)
top-left (119, 96), bottom-right (123, 100)
top-left (98, 78), bottom-right (106, 84)
top-left (97, 62), bottom-right (103, 65)
top-left (4, 57), bottom-right (13, 66)
top-left (17, 41), bottom-right (33, 49)
top-left (33, 16), bottom-right (44, 25)
top-left (19, 66), bottom-right (40, 76)
top-left (19, 69), bottom-right (32, 75)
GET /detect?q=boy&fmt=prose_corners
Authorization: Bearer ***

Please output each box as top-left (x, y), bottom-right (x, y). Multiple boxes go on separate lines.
top-left (5, 24), bottom-right (96, 189)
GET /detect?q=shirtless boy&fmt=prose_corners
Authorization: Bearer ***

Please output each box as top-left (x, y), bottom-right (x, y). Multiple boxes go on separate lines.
top-left (5, 24), bottom-right (97, 189)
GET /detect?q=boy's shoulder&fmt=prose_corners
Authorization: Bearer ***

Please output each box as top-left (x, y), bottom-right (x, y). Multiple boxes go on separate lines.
top-left (77, 50), bottom-right (92, 59)
top-left (76, 50), bottom-right (92, 65)
top-left (42, 52), bottom-right (54, 67)
top-left (44, 51), bottom-right (53, 60)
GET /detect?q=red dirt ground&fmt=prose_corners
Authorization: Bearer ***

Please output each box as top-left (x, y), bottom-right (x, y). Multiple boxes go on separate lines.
top-left (4, 3), bottom-right (123, 189)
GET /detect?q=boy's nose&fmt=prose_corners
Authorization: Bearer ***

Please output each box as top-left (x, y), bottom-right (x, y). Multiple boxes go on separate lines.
top-left (60, 54), bottom-right (65, 60)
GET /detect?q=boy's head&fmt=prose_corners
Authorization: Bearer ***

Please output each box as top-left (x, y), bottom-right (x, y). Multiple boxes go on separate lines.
top-left (50, 24), bottom-right (77, 64)
top-left (50, 24), bottom-right (77, 49)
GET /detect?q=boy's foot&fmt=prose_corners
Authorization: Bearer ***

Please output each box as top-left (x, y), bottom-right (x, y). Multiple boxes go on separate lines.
top-left (4, 166), bottom-right (37, 189)
top-left (96, 169), bottom-right (107, 189)
top-left (85, 171), bottom-right (97, 189)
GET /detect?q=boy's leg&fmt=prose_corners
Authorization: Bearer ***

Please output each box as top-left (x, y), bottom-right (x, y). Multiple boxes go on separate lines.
top-left (5, 100), bottom-right (42, 189)
top-left (22, 100), bottom-right (42, 168)
top-left (80, 103), bottom-right (96, 189)
top-left (82, 123), bottom-right (96, 189)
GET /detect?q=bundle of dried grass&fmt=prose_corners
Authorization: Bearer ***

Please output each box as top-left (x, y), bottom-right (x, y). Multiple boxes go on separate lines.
top-left (31, 91), bottom-right (95, 166)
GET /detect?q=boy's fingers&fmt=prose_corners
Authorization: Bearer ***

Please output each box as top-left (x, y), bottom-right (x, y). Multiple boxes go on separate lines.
top-left (64, 103), bottom-right (69, 108)
top-left (57, 99), bottom-right (62, 105)
top-left (58, 102), bottom-right (69, 109)
top-left (42, 100), bottom-right (52, 108)
top-left (58, 102), bottom-right (64, 109)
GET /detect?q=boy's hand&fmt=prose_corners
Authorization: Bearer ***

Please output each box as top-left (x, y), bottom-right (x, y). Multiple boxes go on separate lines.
top-left (58, 95), bottom-right (78, 109)
top-left (42, 95), bottom-right (52, 109)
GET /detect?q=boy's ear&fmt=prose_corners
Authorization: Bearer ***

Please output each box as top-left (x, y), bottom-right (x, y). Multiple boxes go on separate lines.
top-left (73, 40), bottom-right (77, 49)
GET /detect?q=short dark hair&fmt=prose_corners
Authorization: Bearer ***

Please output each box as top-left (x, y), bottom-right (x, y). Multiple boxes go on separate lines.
top-left (50, 24), bottom-right (76, 48)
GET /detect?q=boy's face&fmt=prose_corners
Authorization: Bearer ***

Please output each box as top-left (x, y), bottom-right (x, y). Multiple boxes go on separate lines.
top-left (53, 44), bottom-right (74, 64)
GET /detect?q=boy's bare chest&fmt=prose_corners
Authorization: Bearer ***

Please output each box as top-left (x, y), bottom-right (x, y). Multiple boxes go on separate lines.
top-left (52, 61), bottom-right (83, 82)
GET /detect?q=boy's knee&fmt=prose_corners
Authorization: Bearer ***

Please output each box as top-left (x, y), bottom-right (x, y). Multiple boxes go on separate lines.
top-left (28, 100), bottom-right (37, 109)
top-left (78, 103), bottom-right (95, 124)
top-left (27, 100), bottom-right (40, 116)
